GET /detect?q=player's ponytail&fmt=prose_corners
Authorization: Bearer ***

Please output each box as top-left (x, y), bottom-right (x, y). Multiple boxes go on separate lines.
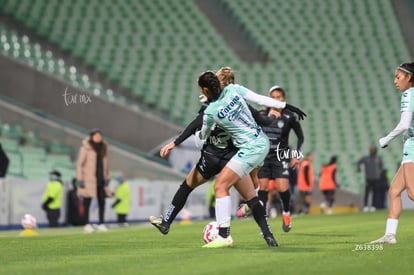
top-left (198, 71), bottom-right (221, 101)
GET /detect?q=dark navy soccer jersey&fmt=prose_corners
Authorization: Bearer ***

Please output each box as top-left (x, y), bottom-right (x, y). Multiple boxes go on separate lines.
top-left (260, 108), bottom-right (304, 161)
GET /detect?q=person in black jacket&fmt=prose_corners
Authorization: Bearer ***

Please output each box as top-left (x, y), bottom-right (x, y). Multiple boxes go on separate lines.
top-left (0, 143), bottom-right (10, 179)
top-left (65, 178), bottom-right (86, 226)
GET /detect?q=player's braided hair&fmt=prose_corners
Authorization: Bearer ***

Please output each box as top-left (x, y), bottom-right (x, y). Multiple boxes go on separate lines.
top-left (198, 71), bottom-right (221, 101)
top-left (398, 62), bottom-right (414, 82)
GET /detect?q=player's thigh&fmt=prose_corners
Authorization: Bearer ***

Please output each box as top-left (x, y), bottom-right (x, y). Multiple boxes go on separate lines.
top-left (258, 164), bottom-right (271, 190)
top-left (402, 162), bottom-right (414, 199)
top-left (186, 165), bottom-right (207, 188)
top-left (388, 166), bottom-right (406, 198)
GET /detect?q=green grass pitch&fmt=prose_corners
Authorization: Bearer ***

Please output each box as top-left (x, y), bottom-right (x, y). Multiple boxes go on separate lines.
top-left (1, 210), bottom-right (414, 275)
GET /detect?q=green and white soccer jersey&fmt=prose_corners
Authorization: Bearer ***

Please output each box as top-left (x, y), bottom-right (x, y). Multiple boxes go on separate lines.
top-left (203, 84), bottom-right (263, 147)
top-left (201, 84), bottom-right (269, 176)
top-left (401, 87), bottom-right (414, 163)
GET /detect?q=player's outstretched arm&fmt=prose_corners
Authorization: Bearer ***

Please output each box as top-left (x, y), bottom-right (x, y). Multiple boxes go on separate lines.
top-left (243, 88), bottom-right (307, 120)
top-left (379, 111), bottom-right (412, 148)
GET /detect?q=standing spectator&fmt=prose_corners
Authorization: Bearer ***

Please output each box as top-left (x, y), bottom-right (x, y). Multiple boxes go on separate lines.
top-left (319, 156), bottom-right (338, 215)
top-left (297, 152), bottom-right (314, 214)
top-left (0, 143), bottom-right (9, 179)
top-left (76, 129), bottom-right (112, 233)
top-left (111, 176), bottom-right (130, 226)
top-left (357, 146), bottom-right (384, 212)
top-left (377, 169), bottom-right (390, 209)
top-left (41, 170), bottom-right (63, 227)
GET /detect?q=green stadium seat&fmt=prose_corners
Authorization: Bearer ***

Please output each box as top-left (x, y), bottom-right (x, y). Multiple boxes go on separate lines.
top-left (0, 0), bottom-right (411, 192)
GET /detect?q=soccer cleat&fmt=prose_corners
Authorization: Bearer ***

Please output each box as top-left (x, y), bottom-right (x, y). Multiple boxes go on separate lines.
top-left (149, 215), bottom-right (170, 235)
top-left (282, 214), bottom-right (292, 232)
top-left (370, 234), bottom-right (397, 244)
top-left (327, 208), bottom-right (333, 215)
top-left (236, 203), bottom-right (252, 218)
top-left (202, 235), bottom-right (234, 248)
top-left (264, 235), bottom-right (279, 247)
top-left (320, 202), bottom-right (327, 214)
top-left (83, 224), bottom-right (94, 234)
top-left (96, 224), bottom-right (108, 232)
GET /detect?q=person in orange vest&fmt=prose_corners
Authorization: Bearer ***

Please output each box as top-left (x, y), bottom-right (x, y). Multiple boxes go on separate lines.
top-left (319, 156), bottom-right (338, 215)
top-left (297, 152), bottom-right (314, 214)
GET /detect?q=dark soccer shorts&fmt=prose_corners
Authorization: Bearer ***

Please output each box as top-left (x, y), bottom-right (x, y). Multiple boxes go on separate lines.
top-left (258, 159), bottom-right (290, 179)
top-left (196, 148), bottom-right (237, 180)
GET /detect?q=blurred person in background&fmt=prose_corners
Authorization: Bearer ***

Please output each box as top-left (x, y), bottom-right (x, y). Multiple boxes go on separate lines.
top-left (76, 129), bottom-right (112, 233)
top-left (41, 170), bottom-right (63, 227)
top-left (111, 175), bottom-right (130, 226)
top-left (65, 177), bottom-right (85, 226)
top-left (0, 142), bottom-right (9, 180)
top-left (357, 146), bottom-right (384, 212)
top-left (371, 62), bottom-right (414, 244)
top-left (319, 156), bottom-right (338, 215)
top-left (297, 152), bottom-right (314, 214)
top-left (376, 169), bottom-right (390, 209)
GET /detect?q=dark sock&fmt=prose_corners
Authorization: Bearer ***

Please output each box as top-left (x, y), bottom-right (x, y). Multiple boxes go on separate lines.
top-left (163, 180), bottom-right (193, 224)
top-left (247, 197), bottom-right (273, 237)
top-left (279, 190), bottom-right (291, 213)
top-left (258, 190), bottom-right (268, 213)
top-left (328, 199), bottom-right (334, 208)
top-left (218, 227), bottom-right (230, 238)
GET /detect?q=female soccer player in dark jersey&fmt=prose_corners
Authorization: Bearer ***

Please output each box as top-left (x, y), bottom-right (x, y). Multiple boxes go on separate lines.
top-left (238, 86), bottom-right (304, 233)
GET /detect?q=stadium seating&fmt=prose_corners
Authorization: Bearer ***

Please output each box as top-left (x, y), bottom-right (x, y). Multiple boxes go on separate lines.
top-left (0, 0), bottom-right (412, 192)
top-left (0, 122), bottom-right (75, 180)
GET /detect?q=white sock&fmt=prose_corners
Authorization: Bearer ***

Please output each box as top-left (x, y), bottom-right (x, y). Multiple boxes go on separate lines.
top-left (255, 186), bottom-right (260, 195)
top-left (215, 196), bottom-right (232, 228)
top-left (385, 218), bottom-right (398, 236)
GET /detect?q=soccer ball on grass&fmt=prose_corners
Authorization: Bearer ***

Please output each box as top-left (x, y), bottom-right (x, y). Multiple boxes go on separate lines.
top-left (202, 221), bottom-right (219, 243)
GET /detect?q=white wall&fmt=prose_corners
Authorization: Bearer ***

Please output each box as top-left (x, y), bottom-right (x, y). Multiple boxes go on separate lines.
top-left (0, 177), bottom-right (240, 227)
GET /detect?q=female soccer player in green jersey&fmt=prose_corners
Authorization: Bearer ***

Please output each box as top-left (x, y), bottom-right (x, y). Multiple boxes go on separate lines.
top-left (371, 62), bottom-right (414, 244)
top-left (198, 71), bottom-right (306, 248)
